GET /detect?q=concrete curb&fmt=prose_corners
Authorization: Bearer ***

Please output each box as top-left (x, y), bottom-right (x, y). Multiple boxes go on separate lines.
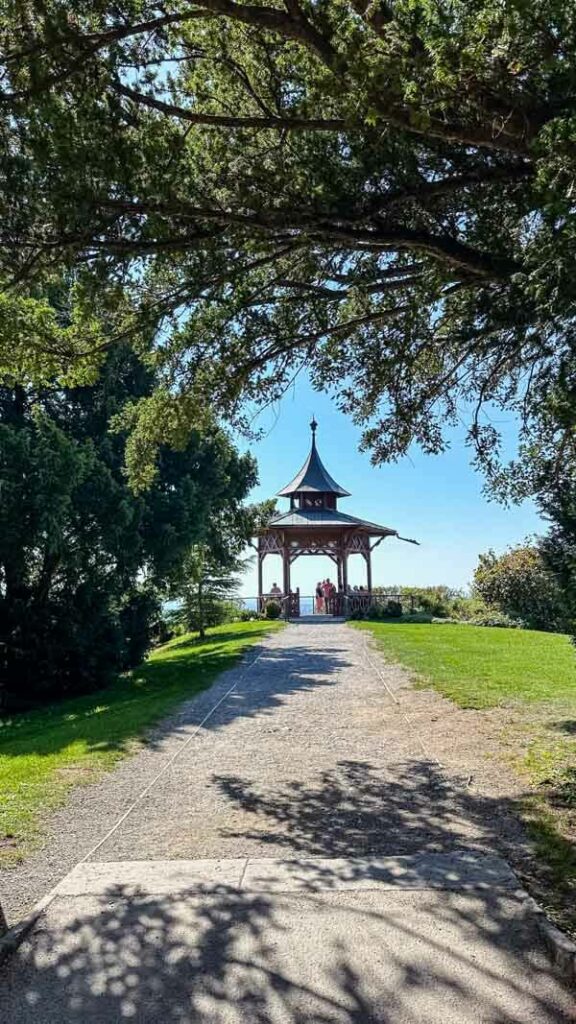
top-left (2, 860), bottom-right (576, 991)
top-left (522, 893), bottom-right (576, 984)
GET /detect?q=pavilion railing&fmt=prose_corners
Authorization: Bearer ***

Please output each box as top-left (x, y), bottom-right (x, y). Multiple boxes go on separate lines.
top-left (240, 592), bottom-right (417, 619)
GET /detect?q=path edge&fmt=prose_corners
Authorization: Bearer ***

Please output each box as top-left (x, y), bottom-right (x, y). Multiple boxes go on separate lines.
top-left (520, 892), bottom-right (576, 984)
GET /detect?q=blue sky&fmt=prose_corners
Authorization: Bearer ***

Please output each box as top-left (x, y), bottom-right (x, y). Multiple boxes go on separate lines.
top-left (239, 376), bottom-right (543, 597)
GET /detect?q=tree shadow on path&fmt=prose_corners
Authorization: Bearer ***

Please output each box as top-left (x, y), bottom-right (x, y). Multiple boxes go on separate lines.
top-left (2, 761), bottom-right (574, 1023)
top-left (1, 871), bottom-right (573, 1023)
top-left (213, 758), bottom-right (527, 860)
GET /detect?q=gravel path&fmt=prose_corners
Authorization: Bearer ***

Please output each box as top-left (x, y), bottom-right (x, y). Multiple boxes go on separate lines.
top-left (2, 621), bottom-right (526, 924)
top-left (2, 621), bottom-right (574, 1023)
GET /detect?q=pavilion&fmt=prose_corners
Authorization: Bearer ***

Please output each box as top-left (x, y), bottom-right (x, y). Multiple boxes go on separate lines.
top-left (255, 419), bottom-right (417, 616)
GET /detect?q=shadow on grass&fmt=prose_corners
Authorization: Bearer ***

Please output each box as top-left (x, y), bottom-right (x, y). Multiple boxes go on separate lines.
top-left (156, 628), bottom-right (268, 654)
top-left (553, 719), bottom-right (576, 735)
top-left (0, 624), bottom-right (351, 765)
top-left (1, 764), bottom-right (572, 1021)
top-left (0, 627), bottom-right (278, 764)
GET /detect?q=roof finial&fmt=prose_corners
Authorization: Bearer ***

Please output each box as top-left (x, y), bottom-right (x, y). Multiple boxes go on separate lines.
top-left (310, 416), bottom-right (318, 436)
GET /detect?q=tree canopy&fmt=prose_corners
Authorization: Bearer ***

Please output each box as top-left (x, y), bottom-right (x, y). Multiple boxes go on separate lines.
top-left (1, 2), bottom-right (576, 492)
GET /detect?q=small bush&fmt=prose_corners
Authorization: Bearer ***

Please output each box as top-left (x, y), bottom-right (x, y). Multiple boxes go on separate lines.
top-left (467, 608), bottom-right (525, 628)
top-left (265, 600), bottom-right (282, 619)
top-left (238, 608), bottom-right (262, 622)
top-left (384, 599), bottom-right (403, 618)
top-left (348, 608), bottom-right (366, 621)
top-left (366, 603), bottom-right (383, 620)
top-left (371, 586), bottom-right (465, 618)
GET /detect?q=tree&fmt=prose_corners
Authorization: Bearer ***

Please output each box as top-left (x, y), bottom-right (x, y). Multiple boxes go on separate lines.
top-left (0, 344), bottom-right (258, 707)
top-left (172, 546), bottom-right (246, 640)
top-left (1, 3), bottom-right (576, 492)
top-left (537, 471), bottom-right (576, 639)
top-left (473, 544), bottom-right (569, 633)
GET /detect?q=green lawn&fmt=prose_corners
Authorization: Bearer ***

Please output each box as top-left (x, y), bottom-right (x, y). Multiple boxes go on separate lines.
top-left (0, 620), bottom-right (282, 868)
top-left (352, 620), bottom-right (576, 936)
top-left (351, 620), bottom-right (576, 708)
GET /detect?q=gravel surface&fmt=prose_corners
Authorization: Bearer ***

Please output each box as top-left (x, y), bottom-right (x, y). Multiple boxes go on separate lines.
top-left (1, 622), bottom-right (528, 924)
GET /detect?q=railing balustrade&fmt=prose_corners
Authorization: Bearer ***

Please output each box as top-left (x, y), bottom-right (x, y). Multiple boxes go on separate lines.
top-left (240, 591), bottom-right (417, 619)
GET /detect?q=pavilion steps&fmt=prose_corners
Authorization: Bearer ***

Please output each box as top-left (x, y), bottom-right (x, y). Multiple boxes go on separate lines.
top-left (288, 614), bottom-right (346, 624)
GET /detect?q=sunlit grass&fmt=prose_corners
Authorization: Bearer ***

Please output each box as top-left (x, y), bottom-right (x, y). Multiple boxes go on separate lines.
top-left (351, 621), bottom-right (576, 708)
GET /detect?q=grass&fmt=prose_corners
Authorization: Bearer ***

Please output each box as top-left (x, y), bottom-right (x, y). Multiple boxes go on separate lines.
top-left (351, 620), bottom-right (576, 709)
top-left (351, 620), bottom-right (576, 936)
top-left (0, 620), bottom-right (283, 869)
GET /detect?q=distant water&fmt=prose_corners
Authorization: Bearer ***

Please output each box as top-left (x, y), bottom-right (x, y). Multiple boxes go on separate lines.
top-left (164, 596), bottom-right (316, 616)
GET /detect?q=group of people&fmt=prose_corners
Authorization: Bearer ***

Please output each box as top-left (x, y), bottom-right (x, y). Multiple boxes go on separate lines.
top-left (268, 580), bottom-right (369, 614)
top-left (315, 579), bottom-right (337, 613)
top-left (315, 581), bottom-right (369, 613)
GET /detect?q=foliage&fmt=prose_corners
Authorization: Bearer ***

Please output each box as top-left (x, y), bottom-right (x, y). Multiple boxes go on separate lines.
top-left (0, 346), bottom-right (258, 707)
top-left (1, 4), bottom-right (576, 495)
top-left (373, 585), bottom-right (465, 618)
top-left (171, 547), bottom-right (249, 639)
top-left (0, 621), bottom-right (282, 871)
top-left (537, 475), bottom-right (576, 639)
top-left (463, 608), bottom-right (524, 629)
top-left (360, 599), bottom-right (404, 620)
top-left (264, 600), bottom-right (282, 620)
top-left (473, 545), bottom-right (569, 633)
top-left (436, 610), bottom-right (524, 629)
top-left (385, 600), bottom-right (403, 618)
top-left (238, 608), bottom-right (264, 623)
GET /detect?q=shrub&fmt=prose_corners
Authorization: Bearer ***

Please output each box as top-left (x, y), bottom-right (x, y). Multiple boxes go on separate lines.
top-left (366, 603), bottom-right (383, 620)
top-left (265, 600), bottom-right (282, 619)
top-left (383, 599), bottom-right (403, 618)
top-left (238, 608), bottom-right (262, 622)
top-left (465, 609), bottom-right (524, 628)
top-left (372, 586), bottom-right (465, 618)
top-left (473, 545), bottom-right (569, 632)
top-left (348, 608), bottom-right (366, 621)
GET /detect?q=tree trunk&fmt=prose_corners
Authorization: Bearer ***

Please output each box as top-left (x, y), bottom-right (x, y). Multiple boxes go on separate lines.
top-left (198, 578), bottom-right (206, 639)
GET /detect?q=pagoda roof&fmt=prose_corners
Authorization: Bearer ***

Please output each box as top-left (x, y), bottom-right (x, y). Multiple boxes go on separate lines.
top-left (277, 418), bottom-right (350, 497)
top-left (265, 507), bottom-right (397, 537)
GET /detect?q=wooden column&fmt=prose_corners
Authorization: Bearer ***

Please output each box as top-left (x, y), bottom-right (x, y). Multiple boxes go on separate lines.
top-left (282, 546), bottom-right (291, 600)
top-left (366, 544), bottom-right (373, 594)
top-left (257, 547), bottom-right (263, 612)
top-left (342, 551), bottom-right (348, 591)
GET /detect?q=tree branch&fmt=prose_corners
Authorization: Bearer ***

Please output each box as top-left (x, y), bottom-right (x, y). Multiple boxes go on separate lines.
top-left (113, 81), bottom-right (346, 132)
top-left (357, 163), bottom-right (534, 217)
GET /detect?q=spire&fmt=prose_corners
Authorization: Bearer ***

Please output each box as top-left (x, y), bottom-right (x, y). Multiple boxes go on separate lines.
top-left (277, 419), bottom-right (351, 498)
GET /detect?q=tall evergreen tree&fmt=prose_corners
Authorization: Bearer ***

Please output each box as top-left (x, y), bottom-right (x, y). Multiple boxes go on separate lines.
top-left (0, 345), bottom-right (258, 707)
